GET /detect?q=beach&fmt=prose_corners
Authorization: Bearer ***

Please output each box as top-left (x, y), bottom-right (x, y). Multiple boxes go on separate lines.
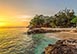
top-left (44, 31), bottom-right (77, 40)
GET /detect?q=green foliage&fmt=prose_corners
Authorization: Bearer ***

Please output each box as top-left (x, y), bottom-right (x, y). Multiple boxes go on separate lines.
top-left (71, 17), bottom-right (77, 27)
top-left (71, 17), bottom-right (77, 23)
top-left (30, 15), bottom-right (45, 28)
top-left (29, 8), bottom-right (76, 28)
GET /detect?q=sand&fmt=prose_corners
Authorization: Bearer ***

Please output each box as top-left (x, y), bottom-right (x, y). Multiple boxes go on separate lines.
top-left (44, 32), bottom-right (77, 40)
top-left (56, 32), bottom-right (77, 39)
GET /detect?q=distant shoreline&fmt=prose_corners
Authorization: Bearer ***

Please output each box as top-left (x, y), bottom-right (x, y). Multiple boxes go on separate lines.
top-left (0, 26), bottom-right (27, 28)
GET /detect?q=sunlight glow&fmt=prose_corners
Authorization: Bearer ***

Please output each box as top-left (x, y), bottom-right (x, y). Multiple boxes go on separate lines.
top-left (0, 4), bottom-right (31, 27)
top-left (0, 22), bottom-right (7, 27)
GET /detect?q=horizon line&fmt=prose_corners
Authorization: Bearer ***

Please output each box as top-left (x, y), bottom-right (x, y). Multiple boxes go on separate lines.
top-left (0, 26), bottom-right (27, 28)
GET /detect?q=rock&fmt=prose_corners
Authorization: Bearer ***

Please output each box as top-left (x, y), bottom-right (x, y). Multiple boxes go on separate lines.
top-left (27, 28), bottom-right (61, 34)
top-left (43, 39), bottom-right (77, 54)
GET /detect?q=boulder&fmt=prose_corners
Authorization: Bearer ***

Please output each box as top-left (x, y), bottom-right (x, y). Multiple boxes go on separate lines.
top-left (43, 39), bottom-right (77, 54)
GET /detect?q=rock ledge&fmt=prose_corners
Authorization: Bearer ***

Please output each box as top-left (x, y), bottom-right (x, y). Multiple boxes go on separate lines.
top-left (43, 39), bottom-right (77, 54)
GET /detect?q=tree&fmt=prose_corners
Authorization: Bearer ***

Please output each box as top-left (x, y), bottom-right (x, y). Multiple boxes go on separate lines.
top-left (29, 9), bottom-right (76, 28)
top-left (29, 15), bottom-right (45, 28)
top-left (54, 8), bottom-right (75, 28)
top-left (71, 16), bottom-right (77, 28)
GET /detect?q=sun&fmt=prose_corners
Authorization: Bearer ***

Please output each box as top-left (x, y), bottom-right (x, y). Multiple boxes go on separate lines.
top-left (0, 22), bottom-right (7, 27)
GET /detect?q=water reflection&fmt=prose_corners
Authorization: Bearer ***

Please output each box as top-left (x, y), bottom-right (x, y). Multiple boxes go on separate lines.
top-left (0, 28), bottom-right (57, 54)
top-left (0, 28), bottom-right (33, 54)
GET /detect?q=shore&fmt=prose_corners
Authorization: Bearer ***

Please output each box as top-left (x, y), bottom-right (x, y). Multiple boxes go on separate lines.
top-left (56, 32), bottom-right (77, 39)
top-left (44, 32), bottom-right (77, 40)
top-left (27, 28), bottom-right (77, 39)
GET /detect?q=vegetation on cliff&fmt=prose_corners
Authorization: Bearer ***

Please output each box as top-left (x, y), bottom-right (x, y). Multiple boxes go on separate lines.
top-left (29, 8), bottom-right (77, 28)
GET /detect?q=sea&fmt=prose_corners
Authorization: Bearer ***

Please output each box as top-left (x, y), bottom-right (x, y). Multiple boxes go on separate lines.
top-left (0, 28), bottom-right (57, 54)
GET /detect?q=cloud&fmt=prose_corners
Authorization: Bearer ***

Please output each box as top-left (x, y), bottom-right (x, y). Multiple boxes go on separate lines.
top-left (0, 0), bottom-right (58, 16)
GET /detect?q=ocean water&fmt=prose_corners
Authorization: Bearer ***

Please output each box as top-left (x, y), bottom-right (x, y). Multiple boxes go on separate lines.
top-left (0, 28), bottom-right (57, 54)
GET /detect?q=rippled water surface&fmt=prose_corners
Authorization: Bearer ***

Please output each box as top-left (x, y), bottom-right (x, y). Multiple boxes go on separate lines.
top-left (0, 28), bottom-right (57, 54)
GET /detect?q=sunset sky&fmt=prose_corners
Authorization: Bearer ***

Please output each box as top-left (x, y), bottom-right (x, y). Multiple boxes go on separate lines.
top-left (0, 0), bottom-right (77, 27)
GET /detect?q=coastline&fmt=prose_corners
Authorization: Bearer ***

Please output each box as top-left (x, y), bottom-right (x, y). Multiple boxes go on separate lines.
top-left (27, 28), bottom-right (77, 39)
top-left (44, 32), bottom-right (77, 40)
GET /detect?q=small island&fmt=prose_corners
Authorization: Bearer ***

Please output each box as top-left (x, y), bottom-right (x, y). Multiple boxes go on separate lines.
top-left (27, 8), bottom-right (77, 34)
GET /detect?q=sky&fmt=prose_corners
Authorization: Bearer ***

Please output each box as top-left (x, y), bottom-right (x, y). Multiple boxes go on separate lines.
top-left (0, 0), bottom-right (77, 27)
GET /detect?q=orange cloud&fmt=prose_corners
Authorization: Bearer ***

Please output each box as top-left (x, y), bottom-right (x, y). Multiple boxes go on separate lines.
top-left (0, 3), bottom-right (31, 27)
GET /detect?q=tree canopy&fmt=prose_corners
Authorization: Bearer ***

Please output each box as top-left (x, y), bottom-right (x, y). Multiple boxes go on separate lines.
top-left (29, 9), bottom-right (77, 28)
top-left (71, 17), bottom-right (77, 23)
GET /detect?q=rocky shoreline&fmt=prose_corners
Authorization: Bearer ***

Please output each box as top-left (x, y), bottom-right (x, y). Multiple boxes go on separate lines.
top-left (43, 39), bottom-right (77, 54)
top-left (26, 28), bottom-right (77, 54)
top-left (27, 28), bottom-right (77, 34)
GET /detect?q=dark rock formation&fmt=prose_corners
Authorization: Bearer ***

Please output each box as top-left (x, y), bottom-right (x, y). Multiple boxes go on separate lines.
top-left (27, 28), bottom-right (61, 34)
top-left (27, 28), bottom-right (77, 34)
top-left (43, 39), bottom-right (77, 54)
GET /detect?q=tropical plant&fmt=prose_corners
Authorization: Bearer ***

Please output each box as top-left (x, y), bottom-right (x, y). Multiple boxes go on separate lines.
top-left (71, 16), bottom-right (77, 28)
